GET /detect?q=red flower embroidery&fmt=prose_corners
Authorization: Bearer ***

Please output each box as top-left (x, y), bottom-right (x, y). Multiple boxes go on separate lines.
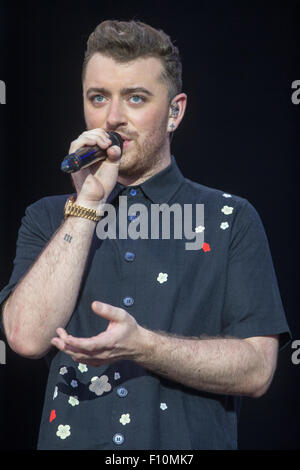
top-left (202, 242), bottom-right (211, 252)
top-left (49, 409), bottom-right (56, 423)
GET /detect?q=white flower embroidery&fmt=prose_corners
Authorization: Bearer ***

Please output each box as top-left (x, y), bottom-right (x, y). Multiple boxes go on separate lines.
top-left (223, 193), bottom-right (232, 198)
top-left (119, 413), bottom-right (131, 425)
top-left (220, 222), bottom-right (229, 230)
top-left (53, 386), bottom-right (58, 400)
top-left (157, 272), bottom-right (168, 284)
top-left (160, 403), bottom-right (168, 411)
top-left (68, 396), bottom-right (79, 407)
top-left (114, 372), bottom-right (121, 380)
top-left (70, 380), bottom-right (78, 388)
top-left (195, 225), bottom-right (205, 233)
top-left (59, 366), bottom-right (68, 375)
top-left (221, 205), bottom-right (234, 215)
top-left (78, 363), bottom-right (88, 373)
top-left (56, 424), bottom-right (71, 440)
top-left (89, 375), bottom-right (112, 396)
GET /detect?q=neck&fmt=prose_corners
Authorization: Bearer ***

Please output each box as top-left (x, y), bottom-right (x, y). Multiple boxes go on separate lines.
top-left (117, 154), bottom-right (171, 186)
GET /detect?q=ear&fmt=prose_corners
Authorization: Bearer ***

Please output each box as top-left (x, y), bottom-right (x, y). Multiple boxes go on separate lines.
top-left (167, 93), bottom-right (187, 135)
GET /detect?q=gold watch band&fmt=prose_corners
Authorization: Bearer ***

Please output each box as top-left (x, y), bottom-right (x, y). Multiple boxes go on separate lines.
top-left (64, 196), bottom-right (101, 222)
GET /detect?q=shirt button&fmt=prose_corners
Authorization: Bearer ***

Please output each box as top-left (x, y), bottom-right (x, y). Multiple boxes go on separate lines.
top-left (123, 296), bottom-right (134, 307)
top-left (116, 386), bottom-right (128, 398)
top-left (129, 188), bottom-right (137, 196)
top-left (124, 252), bottom-right (135, 262)
top-left (113, 433), bottom-right (124, 445)
top-left (128, 214), bottom-right (139, 222)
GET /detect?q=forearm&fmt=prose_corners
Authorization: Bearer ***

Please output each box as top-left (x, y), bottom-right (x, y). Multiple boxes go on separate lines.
top-left (136, 329), bottom-right (268, 397)
top-left (3, 216), bottom-right (96, 358)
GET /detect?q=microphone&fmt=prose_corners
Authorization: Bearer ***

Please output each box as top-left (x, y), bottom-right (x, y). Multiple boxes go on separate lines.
top-left (61, 131), bottom-right (123, 173)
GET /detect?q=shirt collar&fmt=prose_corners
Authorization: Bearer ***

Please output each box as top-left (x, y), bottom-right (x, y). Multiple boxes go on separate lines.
top-left (108, 155), bottom-right (185, 205)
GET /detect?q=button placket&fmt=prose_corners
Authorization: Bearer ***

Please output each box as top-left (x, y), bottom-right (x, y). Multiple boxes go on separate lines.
top-left (113, 385), bottom-right (129, 446)
top-left (124, 251), bottom-right (135, 262)
top-left (113, 188), bottom-right (144, 448)
top-left (128, 214), bottom-right (139, 222)
top-left (127, 187), bottom-right (139, 222)
top-left (121, 188), bottom-right (141, 310)
top-left (116, 386), bottom-right (128, 398)
top-left (113, 433), bottom-right (124, 445)
top-left (122, 296), bottom-right (134, 307)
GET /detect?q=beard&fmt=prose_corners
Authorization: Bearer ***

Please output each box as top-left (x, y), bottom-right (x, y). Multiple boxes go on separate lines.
top-left (117, 113), bottom-right (170, 182)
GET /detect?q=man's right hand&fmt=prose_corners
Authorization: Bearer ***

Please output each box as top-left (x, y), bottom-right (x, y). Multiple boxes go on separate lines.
top-left (69, 128), bottom-right (122, 212)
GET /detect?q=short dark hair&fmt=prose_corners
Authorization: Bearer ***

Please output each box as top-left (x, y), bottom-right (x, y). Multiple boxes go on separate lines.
top-left (82, 20), bottom-right (182, 102)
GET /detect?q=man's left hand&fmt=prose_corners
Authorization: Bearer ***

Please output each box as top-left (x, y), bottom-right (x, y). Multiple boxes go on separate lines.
top-left (50, 301), bottom-right (144, 367)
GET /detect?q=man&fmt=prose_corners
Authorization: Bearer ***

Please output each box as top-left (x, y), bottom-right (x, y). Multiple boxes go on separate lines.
top-left (0, 20), bottom-right (290, 449)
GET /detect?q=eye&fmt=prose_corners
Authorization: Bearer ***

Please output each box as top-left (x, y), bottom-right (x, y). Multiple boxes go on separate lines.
top-left (91, 95), bottom-right (106, 104)
top-left (129, 95), bottom-right (145, 104)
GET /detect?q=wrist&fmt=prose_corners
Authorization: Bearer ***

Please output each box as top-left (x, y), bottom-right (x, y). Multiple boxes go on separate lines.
top-left (75, 196), bottom-right (106, 213)
top-left (134, 326), bottom-right (157, 364)
top-left (64, 196), bottom-right (103, 222)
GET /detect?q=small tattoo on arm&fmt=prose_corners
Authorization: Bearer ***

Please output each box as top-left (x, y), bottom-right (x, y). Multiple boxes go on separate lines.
top-left (64, 233), bottom-right (72, 243)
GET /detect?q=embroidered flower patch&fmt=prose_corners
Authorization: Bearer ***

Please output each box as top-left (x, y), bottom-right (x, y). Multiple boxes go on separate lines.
top-left (221, 205), bottom-right (234, 215)
top-left (56, 424), bottom-right (71, 440)
top-left (220, 222), bottom-right (229, 230)
top-left (89, 375), bottom-right (112, 396)
top-left (70, 380), bottom-right (78, 388)
top-left (222, 193), bottom-right (232, 198)
top-left (78, 363), bottom-right (88, 373)
top-left (49, 409), bottom-right (56, 422)
top-left (119, 413), bottom-right (131, 425)
top-left (68, 396), bottom-right (79, 407)
top-left (195, 225), bottom-right (205, 233)
top-left (59, 366), bottom-right (68, 375)
top-left (202, 242), bottom-right (211, 252)
top-left (160, 403), bottom-right (168, 411)
top-left (157, 273), bottom-right (168, 284)
top-left (53, 386), bottom-right (58, 400)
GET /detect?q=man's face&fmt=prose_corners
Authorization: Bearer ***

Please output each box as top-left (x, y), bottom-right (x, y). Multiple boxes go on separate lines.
top-left (83, 53), bottom-right (171, 182)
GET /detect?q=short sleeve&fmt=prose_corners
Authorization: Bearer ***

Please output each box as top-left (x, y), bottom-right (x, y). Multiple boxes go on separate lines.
top-left (221, 199), bottom-right (291, 351)
top-left (0, 197), bottom-right (61, 335)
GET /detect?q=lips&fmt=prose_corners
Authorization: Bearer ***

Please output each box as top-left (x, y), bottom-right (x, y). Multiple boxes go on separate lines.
top-left (118, 134), bottom-right (132, 142)
top-left (116, 134), bottom-right (132, 149)
top-left (122, 139), bottom-right (132, 149)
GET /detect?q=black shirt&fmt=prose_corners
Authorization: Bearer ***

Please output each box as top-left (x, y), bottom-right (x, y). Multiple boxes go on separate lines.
top-left (0, 156), bottom-right (291, 450)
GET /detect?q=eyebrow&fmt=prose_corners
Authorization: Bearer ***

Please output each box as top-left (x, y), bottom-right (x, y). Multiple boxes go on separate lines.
top-left (86, 86), bottom-right (154, 97)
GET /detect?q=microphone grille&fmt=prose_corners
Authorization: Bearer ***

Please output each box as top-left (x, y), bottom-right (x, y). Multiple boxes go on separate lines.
top-left (108, 131), bottom-right (124, 151)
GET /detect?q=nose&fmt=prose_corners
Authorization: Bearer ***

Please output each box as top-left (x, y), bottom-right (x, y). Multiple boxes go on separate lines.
top-left (105, 98), bottom-right (127, 130)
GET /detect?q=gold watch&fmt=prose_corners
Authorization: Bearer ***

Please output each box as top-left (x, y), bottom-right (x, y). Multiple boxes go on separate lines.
top-left (64, 196), bottom-right (101, 222)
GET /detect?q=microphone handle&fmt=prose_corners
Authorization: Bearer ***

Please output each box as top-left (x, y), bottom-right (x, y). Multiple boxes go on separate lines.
top-left (69, 146), bottom-right (107, 172)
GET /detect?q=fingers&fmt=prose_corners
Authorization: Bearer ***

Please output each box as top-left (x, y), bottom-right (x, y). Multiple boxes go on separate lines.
top-left (69, 129), bottom-right (112, 155)
top-left (50, 303), bottom-right (128, 361)
top-left (50, 327), bottom-right (69, 350)
top-left (74, 129), bottom-right (122, 162)
top-left (51, 328), bottom-right (107, 354)
top-left (68, 128), bottom-right (122, 204)
top-left (106, 145), bottom-right (122, 162)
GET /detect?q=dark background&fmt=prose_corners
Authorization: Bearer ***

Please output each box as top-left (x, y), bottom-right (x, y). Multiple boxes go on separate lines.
top-left (0, 0), bottom-right (299, 450)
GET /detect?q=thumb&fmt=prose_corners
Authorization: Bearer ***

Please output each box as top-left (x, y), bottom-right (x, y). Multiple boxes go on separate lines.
top-left (106, 144), bottom-right (122, 163)
top-left (92, 301), bottom-right (124, 322)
